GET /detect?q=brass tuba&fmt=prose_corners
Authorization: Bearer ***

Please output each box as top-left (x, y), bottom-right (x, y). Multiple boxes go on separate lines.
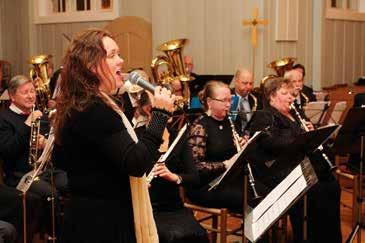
top-left (267, 57), bottom-right (296, 77)
top-left (151, 39), bottom-right (194, 107)
top-left (29, 54), bottom-right (52, 112)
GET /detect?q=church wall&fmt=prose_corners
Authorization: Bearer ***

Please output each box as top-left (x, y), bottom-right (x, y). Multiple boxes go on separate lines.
top-left (322, 18), bottom-right (365, 87)
top-left (0, 0), bottom-right (152, 76)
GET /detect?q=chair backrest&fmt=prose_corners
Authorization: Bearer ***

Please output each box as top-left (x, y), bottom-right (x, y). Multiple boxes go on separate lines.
top-left (327, 101), bottom-right (347, 125)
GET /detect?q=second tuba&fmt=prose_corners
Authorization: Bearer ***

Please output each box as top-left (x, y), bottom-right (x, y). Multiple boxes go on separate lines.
top-left (267, 57), bottom-right (296, 77)
top-left (29, 54), bottom-right (52, 112)
top-left (151, 39), bottom-right (194, 107)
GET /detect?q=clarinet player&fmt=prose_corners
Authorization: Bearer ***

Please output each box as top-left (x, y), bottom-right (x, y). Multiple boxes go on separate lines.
top-left (52, 28), bottom-right (175, 243)
top-left (247, 77), bottom-right (341, 243)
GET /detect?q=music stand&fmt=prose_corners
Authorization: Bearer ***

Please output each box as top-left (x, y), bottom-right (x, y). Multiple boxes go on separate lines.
top-left (333, 107), bottom-right (365, 243)
top-left (304, 101), bottom-right (330, 126)
top-left (244, 125), bottom-right (338, 242)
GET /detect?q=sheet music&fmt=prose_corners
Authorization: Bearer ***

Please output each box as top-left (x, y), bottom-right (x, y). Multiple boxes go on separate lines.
top-left (245, 159), bottom-right (318, 242)
top-left (304, 101), bottom-right (330, 125)
top-left (208, 131), bottom-right (261, 191)
top-left (159, 124), bottom-right (187, 162)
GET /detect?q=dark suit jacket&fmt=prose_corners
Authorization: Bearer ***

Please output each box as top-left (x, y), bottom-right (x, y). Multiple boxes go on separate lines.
top-left (300, 85), bottom-right (316, 105)
top-left (354, 93), bottom-right (365, 107)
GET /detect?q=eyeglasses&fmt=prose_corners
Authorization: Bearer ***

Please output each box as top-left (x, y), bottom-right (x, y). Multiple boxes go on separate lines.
top-left (209, 97), bottom-right (231, 104)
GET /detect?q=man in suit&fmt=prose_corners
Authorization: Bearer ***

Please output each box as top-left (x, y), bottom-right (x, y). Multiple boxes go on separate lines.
top-left (347, 92), bottom-right (365, 172)
top-left (292, 64), bottom-right (316, 103)
top-left (230, 68), bottom-right (262, 135)
top-left (284, 68), bottom-right (316, 110)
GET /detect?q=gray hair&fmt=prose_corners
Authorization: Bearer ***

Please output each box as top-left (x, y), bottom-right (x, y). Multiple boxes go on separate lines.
top-left (8, 75), bottom-right (32, 95)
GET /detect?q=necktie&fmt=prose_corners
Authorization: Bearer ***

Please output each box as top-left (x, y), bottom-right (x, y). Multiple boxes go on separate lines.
top-left (239, 97), bottom-right (252, 121)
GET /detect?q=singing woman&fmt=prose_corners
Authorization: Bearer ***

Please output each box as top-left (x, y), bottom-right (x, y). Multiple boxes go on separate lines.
top-left (52, 28), bottom-right (175, 243)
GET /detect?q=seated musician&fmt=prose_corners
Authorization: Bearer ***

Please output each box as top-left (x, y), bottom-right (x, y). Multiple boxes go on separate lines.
top-left (0, 75), bottom-right (67, 197)
top-left (186, 80), bottom-right (251, 212)
top-left (285, 65), bottom-right (316, 110)
top-left (230, 68), bottom-right (262, 135)
top-left (247, 77), bottom-right (341, 243)
top-left (0, 75), bottom-right (67, 238)
top-left (134, 91), bottom-right (209, 243)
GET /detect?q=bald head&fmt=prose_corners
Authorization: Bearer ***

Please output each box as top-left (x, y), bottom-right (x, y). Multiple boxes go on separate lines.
top-left (284, 69), bottom-right (303, 97)
top-left (233, 68), bottom-right (253, 97)
top-left (183, 55), bottom-right (194, 74)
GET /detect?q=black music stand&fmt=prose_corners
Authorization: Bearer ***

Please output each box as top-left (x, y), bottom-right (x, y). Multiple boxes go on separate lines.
top-left (246, 125), bottom-right (338, 242)
top-left (333, 107), bottom-right (365, 243)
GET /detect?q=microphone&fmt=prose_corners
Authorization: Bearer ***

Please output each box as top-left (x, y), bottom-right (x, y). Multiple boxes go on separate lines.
top-left (128, 71), bottom-right (156, 93)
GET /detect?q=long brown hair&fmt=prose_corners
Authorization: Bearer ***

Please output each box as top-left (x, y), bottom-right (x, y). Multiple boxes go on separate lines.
top-left (53, 28), bottom-right (113, 143)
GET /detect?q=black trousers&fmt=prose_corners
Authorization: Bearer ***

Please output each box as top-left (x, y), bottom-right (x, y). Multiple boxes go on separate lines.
top-left (0, 185), bottom-right (42, 243)
top-left (0, 221), bottom-right (17, 243)
top-left (289, 175), bottom-right (342, 243)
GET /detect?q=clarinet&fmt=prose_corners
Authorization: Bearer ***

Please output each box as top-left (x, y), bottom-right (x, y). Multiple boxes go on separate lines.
top-left (228, 116), bottom-right (261, 200)
top-left (290, 103), bottom-right (337, 171)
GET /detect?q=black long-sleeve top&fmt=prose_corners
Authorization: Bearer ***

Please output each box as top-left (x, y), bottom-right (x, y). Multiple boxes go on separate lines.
top-left (187, 114), bottom-right (236, 186)
top-left (52, 97), bottom-right (170, 200)
top-left (134, 124), bottom-right (200, 212)
top-left (246, 106), bottom-right (305, 188)
top-left (0, 108), bottom-right (32, 175)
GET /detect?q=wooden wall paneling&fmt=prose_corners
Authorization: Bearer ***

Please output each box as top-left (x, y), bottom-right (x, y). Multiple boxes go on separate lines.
top-left (275, 0), bottom-right (298, 41)
top-left (0, 0), bottom-right (4, 59)
top-left (204, 0), bottom-right (223, 73)
top-left (334, 21), bottom-right (345, 85)
top-left (322, 20), bottom-right (332, 87)
top-left (343, 21), bottom-right (353, 84)
top-left (361, 22), bottom-right (365, 76)
top-left (352, 21), bottom-right (361, 82)
top-left (185, 0), bottom-right (205, 74)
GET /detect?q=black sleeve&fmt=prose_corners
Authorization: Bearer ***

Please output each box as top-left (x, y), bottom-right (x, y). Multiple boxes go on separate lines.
top-left (0, 116), bottom-right (30, 161)
top-left (174, 134), bottom-right (200, 187)
top-left (248, 110), bottom-right (295, 154)
top-left (187, 119), bottom-right (226, 181)
top-left (70, 103), bottom-right (170, 177)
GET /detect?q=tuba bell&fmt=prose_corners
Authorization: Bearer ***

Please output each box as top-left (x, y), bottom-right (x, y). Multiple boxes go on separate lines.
top-left (267, 57), bottom-right (296, 77)
top-left (29, 54), bottom-right (53, 112)
top-left (151, 38), bottom-right (194, 107)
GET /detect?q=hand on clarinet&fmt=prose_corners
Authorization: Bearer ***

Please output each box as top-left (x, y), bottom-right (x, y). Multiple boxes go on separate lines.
top-left (151, 162), bottom-right (180, 183)
top-left (305, 121), bottom-right (314, 131)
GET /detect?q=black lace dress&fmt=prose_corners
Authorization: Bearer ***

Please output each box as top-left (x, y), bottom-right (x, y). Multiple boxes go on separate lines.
top-left (186, 114), bottom-right (244, 212)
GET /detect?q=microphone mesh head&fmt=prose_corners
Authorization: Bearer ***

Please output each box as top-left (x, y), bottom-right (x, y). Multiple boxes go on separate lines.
top-left (128, 71), bottom-right (139, 85)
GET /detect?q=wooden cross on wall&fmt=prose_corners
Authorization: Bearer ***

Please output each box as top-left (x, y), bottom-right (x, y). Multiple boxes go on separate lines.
top-left (242, 8), bottom-right (268, 81)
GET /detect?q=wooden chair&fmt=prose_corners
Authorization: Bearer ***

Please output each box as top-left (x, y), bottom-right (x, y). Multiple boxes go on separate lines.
top-left (335, 155), bottom-right (365, 227)
top-left (183, 201), bottom-right (243, 243)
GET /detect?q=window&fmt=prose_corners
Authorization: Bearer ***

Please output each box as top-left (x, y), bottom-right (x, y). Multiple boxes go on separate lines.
top-left (326, 0), bottom-right (365, 21)
top-left (34, 0), bottom-right (119, 24)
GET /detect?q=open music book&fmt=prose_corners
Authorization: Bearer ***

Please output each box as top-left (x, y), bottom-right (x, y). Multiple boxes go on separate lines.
top-left (208, 131), bottom-right (262, 191)
top-left (244, 158), bottom-right (318, 242)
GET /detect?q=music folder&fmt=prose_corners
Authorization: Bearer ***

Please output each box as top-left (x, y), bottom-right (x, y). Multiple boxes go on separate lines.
top-left (244, 158), bottom-right (318, 242)
top-left (208, 131), bottom-right (263, 191)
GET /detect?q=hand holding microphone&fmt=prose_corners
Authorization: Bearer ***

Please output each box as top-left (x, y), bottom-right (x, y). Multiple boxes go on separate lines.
top-left (128, 71), bottom-right (176, 113)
